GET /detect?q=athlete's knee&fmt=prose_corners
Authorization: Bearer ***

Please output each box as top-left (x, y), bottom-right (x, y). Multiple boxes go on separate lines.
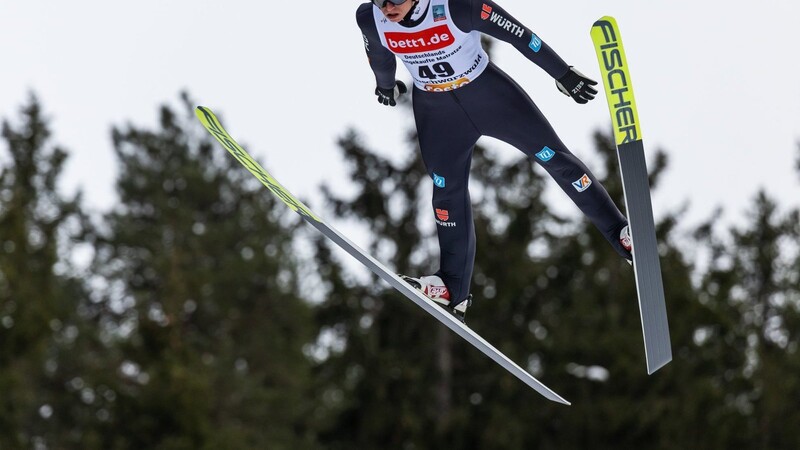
top-left (539, 153), bottom-right (591, 183)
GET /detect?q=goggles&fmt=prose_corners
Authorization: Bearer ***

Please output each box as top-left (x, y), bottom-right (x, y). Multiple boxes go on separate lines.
top-left (373, 0), bottom-right (410, 7)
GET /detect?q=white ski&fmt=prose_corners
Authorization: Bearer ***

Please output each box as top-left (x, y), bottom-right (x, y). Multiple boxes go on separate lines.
top-left (195, 106), bottom-right (570, 405)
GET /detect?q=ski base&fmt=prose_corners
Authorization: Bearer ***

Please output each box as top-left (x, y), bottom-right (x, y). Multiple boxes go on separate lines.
top-left (618, 139), bottom-right (672, 374)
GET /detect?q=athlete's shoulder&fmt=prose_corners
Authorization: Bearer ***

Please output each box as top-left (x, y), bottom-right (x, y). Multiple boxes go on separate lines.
top-left (444, 0), bottom-right (474, 12)
top-left (356, 2), bottom-right (374, 20)
top-left (443, 0), bottom-right (476, 30)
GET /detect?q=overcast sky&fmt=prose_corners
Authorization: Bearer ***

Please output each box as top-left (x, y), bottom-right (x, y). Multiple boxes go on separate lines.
top-left (3, 1), bottom-right (799, 238)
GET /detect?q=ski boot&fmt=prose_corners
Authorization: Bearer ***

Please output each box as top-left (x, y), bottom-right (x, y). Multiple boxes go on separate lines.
top-left (620, 224), bottom-right (633, 265)
top-left (399, 274), bottom-right (472, 323)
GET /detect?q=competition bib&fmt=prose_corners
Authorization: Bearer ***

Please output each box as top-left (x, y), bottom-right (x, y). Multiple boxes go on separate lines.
top-left (373, 1), bottom-right (489, 91)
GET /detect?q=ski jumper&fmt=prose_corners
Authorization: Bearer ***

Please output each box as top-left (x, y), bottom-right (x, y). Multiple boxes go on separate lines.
top-left (357, 0), bottom-right (629, 304)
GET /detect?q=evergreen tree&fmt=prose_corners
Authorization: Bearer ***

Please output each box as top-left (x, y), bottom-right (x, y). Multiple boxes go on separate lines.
top-left (0, 96), bottom-right (92, 448)
top-left (695, 190), bottom-right (800, 448)
top-left (510, 132), bottom-right (745, 450)
top-left (311, 118), bottom-right (622, 448)
top-left (311, 127), bottom-right (437, 449)
top-left (89, 94), bottom-right (318, 449)
top-left (312, 118), bottom-right (796, 448)
top-left (4, 91), bottom-right (800, 449)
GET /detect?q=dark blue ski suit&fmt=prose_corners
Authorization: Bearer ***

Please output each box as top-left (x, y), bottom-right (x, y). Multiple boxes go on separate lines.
top-left (357, 0), bottom-right (630, 305)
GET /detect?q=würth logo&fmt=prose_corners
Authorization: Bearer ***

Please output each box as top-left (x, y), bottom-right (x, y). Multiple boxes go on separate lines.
top-left (435, 208), bottom-right (456, 227)
top-left (482, 6), bottom-right (524, 38)
top-left (480, 4), bottom-right (492, 20)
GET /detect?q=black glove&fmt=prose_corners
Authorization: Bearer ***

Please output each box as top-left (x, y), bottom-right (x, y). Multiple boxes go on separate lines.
top-left (375, 80), bottom-right (407, 107)
top-left (556, 67), bottom-right (598, 104)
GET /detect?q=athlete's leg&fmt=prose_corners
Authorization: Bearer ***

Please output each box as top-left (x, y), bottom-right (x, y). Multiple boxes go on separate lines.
top-left (459, 63), bottom-right (631, 259)
top-left (412, 87), bottom-right (482, 303)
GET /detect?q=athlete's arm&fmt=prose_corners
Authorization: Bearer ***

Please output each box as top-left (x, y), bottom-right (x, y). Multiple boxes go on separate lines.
top-left (356, 3), bottom-right (398, 90)
top-left (449, 0), bottom-right (570, 79)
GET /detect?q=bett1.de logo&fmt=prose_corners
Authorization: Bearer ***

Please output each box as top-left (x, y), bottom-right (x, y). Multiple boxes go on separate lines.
top-left (384, 25), bottom-right (453, 54)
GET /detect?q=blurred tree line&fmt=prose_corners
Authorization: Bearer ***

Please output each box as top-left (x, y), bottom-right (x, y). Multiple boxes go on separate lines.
top-left (1, 91), bottom-right (799, 450)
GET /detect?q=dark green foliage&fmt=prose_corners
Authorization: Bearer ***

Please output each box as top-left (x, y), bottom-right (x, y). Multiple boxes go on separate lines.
top-left (311, 124), bottom-right (800, 449)
top-left (2, 91), bottom-right (800, 449)
top-left (0, 96), bottom-right (92, 448)
top-left (693, 191), bottom-right (800, 448)
top-left (87, 94), bottom-right (318, 449)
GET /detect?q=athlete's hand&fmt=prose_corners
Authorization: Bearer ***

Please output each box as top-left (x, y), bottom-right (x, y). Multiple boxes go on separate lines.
top-left (375, 80), bottom-right (407, 107)
top-left (556, 67), bottom-right (598, 104)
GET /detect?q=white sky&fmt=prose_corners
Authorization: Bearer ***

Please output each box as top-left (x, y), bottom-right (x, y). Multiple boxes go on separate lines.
top-left (3, 1), bottom-right (799, 237)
